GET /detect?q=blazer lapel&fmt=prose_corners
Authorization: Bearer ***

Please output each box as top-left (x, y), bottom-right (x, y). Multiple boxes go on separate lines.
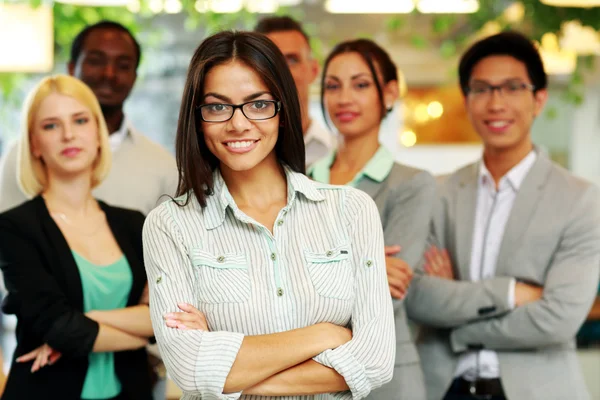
top-left (35, 196), bottom-right (86, 311)
top-left (355, 177), bottom-right (387, 203)
top-left (495, 153), bottom-right (553, 273)
top-left (454, 163), bottom-right (479, 280)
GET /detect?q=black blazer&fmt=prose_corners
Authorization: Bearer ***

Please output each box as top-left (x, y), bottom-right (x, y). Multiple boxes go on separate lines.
top-left (0, 196), bottom-right (152, 400)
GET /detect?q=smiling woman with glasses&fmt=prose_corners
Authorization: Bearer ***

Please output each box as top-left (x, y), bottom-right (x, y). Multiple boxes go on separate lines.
top-left (197, 100), bottom-right (282, 122)
top-left (142, 31), bottom-right (395, 400)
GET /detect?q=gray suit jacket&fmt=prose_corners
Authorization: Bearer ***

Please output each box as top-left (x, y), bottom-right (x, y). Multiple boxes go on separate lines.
top-left (405, 152), bottom-right (600, 400)
top-left (357, 163), bottom-right (436, 400)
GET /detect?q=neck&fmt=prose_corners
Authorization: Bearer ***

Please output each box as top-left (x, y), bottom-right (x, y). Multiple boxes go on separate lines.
top-left (333, 128), bottom-right (380, 173)
top-left (101, 104), bottom-right (125, 135)
top-left (42, 173), bottom-right (96, 217)
top-left (220, 154), bottom-right (287, 209)
top-left (483, 138), bottom-right (534, 185)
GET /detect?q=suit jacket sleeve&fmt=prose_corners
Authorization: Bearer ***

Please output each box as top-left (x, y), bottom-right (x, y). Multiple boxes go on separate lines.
top-left (0, 216), bottom-right (99, 357)
top-left (450, 185), bottom-right (600, 351)
top-left (405, 193), bottom-right (513, 328)
top-left (384, 171), bottom-right (436, 269)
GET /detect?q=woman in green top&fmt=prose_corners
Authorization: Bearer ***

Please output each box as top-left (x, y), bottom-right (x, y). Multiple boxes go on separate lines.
top-left (0, 74), bottom-right (153, 400)
top-left (309, 39), bottom-right (437, 400)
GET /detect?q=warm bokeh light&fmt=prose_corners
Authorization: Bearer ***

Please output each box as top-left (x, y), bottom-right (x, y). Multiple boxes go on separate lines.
top-left (399, 129), bottom-right (418, 147)
top-left (427, 101), bottom-right (444, 119)
top-left (414, 103), bottom-right (430, 123)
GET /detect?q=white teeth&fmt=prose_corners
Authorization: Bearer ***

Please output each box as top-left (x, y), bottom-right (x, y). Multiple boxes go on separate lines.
top-left (226, 141), bottom-right (254, 149)
top-left (489, 121), bottom-right (509, 128)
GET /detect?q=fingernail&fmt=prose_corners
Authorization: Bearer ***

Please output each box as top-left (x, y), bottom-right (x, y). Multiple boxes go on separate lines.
top-left (178, 324), bottom-right (188, 330)
top-left (164, 313), bottom-right (174, 319)
top-left (177, 303), bottom-right (190, 308)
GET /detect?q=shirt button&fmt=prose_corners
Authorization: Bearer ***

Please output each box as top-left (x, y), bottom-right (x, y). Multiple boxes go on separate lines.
top-left (217, 256), bottom-right (225, 263)
top-left (277, 288), bottom-right (284, 297)
top-left (271, 253), bottom-right (276, 261)
top-left (326, 250), bottom-right (333, 257)
top-left (277, 220), bottom-right (284, 226)
top-left (366, 260), bottom-right (373, 267)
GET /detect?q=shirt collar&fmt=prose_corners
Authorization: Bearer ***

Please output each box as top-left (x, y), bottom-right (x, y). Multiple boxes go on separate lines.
top-left (205, 166), bottom-right (325, 230)
top-left (479, 150), bottom-right (537, 191)
top-left (108, 116), bottom-right (133, 152)
top-left (308, 145), bottom-right (395, 187)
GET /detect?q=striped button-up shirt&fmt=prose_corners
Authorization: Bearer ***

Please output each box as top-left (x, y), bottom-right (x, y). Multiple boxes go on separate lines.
top-left (142, 167), bottom-right (395, 400)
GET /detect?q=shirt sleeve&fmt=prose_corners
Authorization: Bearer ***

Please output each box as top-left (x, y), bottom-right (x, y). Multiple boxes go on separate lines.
top-left (143, 202), bottom-right (244, 398)
top-left (313, 189), bottom-right (395, 399)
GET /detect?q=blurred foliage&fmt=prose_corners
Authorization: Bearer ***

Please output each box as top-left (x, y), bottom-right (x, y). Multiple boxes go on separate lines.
top-left (0, 0), bottom-right (302, 104)
top-left (386, 0), bottom-right (600, 105)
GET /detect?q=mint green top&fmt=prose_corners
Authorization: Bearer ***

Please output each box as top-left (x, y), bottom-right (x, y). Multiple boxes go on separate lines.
top-left (72, 251), bottom-right (132, 400)
top-left (308, 145), bottom-right (395, 187)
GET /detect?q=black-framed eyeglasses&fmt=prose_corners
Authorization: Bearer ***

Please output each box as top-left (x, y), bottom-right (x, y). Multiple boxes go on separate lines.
top-left (197, 100), bottom-right (282, 122)
top-left (465, 81), bottom-right (536, 98)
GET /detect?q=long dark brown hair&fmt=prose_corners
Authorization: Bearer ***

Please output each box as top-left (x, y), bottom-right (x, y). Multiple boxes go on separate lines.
top-left (321, 38), bottom-right (398, 125)
top-left (175, 31), bottom-right (305, 207)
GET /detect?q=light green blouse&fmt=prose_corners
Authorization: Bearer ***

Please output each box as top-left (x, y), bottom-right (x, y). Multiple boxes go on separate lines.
top-left (73, 251), bottom-right (132, 400)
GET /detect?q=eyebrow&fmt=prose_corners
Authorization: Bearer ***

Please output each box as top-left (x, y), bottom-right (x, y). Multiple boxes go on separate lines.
top-left (86, 50), bottom-right (134, 61)
top-left (470, 78), bottom-right (526, 84)
top-left (325, 73), bottom-right (373, 81)
top-left (203, 91), bottom-right (272, 103)
top-left (39, 111), bottom-right (90, 123)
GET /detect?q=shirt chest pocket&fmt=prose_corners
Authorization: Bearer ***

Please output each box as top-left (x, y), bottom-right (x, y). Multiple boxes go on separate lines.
top-left (190, 248), bottom-right (251, 304)
top-left (304, 243), bottom-right (354, 301)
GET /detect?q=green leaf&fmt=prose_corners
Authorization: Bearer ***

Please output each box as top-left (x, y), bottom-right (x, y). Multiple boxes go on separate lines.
top-left (439, 40), bottom-right (457, 59)
top-left (432, 15), bottom-right (457, 35)
top-left (386, 16), bottom-right (405, 32)
top-left (410, 34), bottom-right (429, 49)
top-left (545, 106), bottom-right (558, 120)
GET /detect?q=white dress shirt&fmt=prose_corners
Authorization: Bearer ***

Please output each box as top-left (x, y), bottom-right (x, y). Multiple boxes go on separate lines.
top-left (455, 150), bottom-right (537, 381)
top-left (108, 117), bottom-right (129, 152)
top-left (143, 167), bottom-right (395, 399)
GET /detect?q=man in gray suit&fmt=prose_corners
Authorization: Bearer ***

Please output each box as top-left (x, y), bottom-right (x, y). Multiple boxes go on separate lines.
top-left (405, 31), bottom-right (600, 400)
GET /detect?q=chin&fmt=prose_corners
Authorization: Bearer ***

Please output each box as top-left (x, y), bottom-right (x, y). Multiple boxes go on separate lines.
top-left (221, 158), bottom-right (262, 173)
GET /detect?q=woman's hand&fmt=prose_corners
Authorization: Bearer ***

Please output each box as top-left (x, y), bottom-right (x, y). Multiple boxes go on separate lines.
top-left (424, 246), bottom-right (454, 280)
top-left (16, 344), bottom-right (62, 373)
top-left (384, 245), bottom-right (413, 299)
top-left (164, 303), bottom-right (208, 331)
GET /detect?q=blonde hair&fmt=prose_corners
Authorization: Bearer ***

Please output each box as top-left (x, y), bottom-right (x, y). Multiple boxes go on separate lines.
top-left (17, 74), bottom-right (112, 197)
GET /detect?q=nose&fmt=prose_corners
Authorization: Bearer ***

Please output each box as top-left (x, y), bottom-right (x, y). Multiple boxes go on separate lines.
top-left (338, 85), bottom-right (353, 105)
top-left (486, 88), bottom-right (506, 112)
top-left (103, 63), bottom-right (116, 80)
top-left (228, 107), bottom-right (252, 133)
top-left (62, 123), bottom-right (75, 141)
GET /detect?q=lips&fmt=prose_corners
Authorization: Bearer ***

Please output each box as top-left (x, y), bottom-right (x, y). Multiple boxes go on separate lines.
top-left (335, 111), bottom-right (360, 123)
top-left (485, 119), bottom-right (513, 133)
top-left (61, 147), bottom-right (82, 157)
top-left (224, 139), bottom-right (259, 154)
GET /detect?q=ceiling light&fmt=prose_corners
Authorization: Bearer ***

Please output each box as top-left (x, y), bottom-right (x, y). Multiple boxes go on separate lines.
top-left (540, 0), bottom-right (600, 6)
top-left (0, 4), bottom-right (53, 73)
top-left (416, 0), bottom-right (479, 13)
top-left (325, 0), bottom-right (414, 13)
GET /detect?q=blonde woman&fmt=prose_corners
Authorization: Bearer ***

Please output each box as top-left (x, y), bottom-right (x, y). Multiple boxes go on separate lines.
top-left (0, 75), bottom-right (153, 400)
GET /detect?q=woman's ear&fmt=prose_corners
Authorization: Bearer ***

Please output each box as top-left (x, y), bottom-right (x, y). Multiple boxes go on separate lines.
top-left (383, 79), bottom-right (400, 112)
